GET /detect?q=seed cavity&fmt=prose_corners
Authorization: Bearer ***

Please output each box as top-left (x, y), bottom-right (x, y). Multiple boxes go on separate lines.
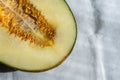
top-left (0, 0), bottom-right (56, 47)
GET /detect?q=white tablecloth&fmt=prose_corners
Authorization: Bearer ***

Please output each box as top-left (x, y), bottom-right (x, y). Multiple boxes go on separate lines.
top-left (0, 0), bottom-right (120, 80)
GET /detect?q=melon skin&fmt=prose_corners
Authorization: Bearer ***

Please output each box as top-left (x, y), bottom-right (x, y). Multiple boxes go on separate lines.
top-left (0, 0), bottom-right (77, 72)
top-left (0, 63), bottom-right (16, 72)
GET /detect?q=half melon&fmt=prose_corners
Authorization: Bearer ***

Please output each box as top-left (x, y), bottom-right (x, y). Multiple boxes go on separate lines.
top-left (0, 0), bottom-right (77, 72)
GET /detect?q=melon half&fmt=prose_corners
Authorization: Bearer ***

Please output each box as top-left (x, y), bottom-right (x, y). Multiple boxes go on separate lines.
top-left (0, 0), bottom-right (77, 72)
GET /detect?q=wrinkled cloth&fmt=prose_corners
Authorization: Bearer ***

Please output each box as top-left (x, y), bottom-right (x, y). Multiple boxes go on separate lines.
top-left (0, 0), bottom-right (120, 80)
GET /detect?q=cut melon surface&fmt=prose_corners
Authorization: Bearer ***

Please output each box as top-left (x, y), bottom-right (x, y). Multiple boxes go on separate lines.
top-left (0, 0), bottom-right (77, 72)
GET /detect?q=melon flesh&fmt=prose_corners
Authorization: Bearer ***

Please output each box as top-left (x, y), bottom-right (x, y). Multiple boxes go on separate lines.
top-left (0, 0), bottom-right (77, 71)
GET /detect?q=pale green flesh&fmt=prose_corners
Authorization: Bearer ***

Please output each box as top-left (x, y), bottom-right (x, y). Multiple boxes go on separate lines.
top-left (0, 0), bottom-right (76, 71)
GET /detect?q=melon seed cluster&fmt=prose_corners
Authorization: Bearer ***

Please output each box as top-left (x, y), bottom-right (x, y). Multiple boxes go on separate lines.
top-left (0, 0), bottom-right (56, 47)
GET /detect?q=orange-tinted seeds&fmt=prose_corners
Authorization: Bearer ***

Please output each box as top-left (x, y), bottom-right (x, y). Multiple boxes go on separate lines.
top-left (0, 0), bottom-right (56, 47)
